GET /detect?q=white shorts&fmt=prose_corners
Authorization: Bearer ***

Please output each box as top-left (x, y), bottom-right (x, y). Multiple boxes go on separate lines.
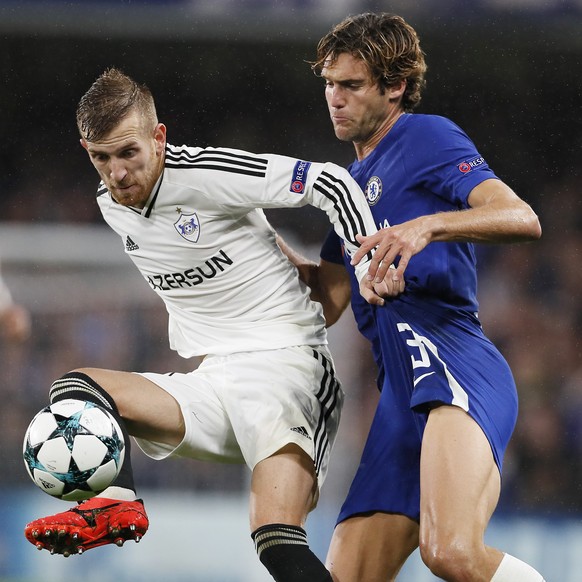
top-left (134, 344), bottom-right (344, 488)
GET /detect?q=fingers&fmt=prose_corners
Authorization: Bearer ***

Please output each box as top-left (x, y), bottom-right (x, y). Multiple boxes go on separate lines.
top-left (351, 232), bottom-right (382, 265)
top-left (373, 260), bottom-right (395, 283)
top-left (359, 279), bottom-right (385, 307)
top-left (392, 255), bottom-right (409, 284)
top-left (359, 270), bottom-right (405, 305)
top-left (372, 274), bottom-right (405, 298)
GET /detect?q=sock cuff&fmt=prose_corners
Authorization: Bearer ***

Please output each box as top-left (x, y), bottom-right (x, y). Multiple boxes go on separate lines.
top-left (251, 524), bottom-right (308, 558)
top-left (49, 371), bottom-right (117, 413)
top-left (491, 553), bottom-right (545, 581)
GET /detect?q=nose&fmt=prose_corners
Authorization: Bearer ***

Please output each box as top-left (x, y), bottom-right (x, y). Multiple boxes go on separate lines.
top-left (327, 86), bottom-right (345, 109)
top-left (109, 158), bottom-right (128, 183)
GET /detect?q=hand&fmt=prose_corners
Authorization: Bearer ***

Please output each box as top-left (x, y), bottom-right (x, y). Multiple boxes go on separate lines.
top-left (372, 266), bottom-right (405, 298)
top-left (351, 217), bottom-right (433, 283)
top-left (359, 277), bottom-right (385, 306)
top-left (359, 267), bottom-right (405, 306)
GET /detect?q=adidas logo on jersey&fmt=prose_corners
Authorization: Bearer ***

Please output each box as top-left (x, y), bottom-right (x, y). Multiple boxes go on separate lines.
top-left (290, 426), bottom-right (311, 440)
top-left (125, 236), bottom-right (139, 251)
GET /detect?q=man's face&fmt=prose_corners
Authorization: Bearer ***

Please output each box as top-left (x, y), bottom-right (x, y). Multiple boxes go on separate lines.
top-left (321, 52), bottom-right (398, 146)
top-left (81, 111), bottom-right (166, 209)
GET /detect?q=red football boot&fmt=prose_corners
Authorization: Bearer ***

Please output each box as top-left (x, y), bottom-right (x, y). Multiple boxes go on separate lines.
top-left (24, 497), bottom-right (149, 557)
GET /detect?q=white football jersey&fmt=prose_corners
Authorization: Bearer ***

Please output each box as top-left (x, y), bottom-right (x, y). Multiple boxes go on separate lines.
top-left (97, 144), bottom-right (377, 358)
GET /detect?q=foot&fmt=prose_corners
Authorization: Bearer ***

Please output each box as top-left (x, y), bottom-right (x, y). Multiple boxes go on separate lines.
top-left (24, 497), bottom-right (149, 557)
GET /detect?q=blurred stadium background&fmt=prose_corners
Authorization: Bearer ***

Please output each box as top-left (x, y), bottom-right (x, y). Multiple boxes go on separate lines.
top-left (1, 0), bottom-right (581, 580)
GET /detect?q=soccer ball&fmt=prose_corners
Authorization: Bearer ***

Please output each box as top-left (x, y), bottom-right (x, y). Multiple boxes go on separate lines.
top-left (23, 399), bottom-right (125, 501)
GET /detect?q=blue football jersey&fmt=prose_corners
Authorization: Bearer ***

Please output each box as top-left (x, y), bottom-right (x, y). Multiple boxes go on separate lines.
top-left (321, 113), bottom-right (500, 389)
top-left (351, 113), bottom-right (498, 312)
top-left (321, 115), bottom-right (518, 523)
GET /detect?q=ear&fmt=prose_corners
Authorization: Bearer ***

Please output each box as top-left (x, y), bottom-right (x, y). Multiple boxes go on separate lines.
top-left (154, 123), bottom-right (167, 155)
top-left (387, 79), bottom-right (407, 100)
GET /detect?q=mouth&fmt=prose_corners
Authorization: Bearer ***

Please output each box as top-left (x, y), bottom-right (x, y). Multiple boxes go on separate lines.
top-left (114, 184), bottom-right (134, 193)
top-left (331, 114), bottom-right (350, 125)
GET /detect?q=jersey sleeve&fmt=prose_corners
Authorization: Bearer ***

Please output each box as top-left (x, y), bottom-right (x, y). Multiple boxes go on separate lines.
top-left (198, 148), bottom-right (378, 284)
top-left (406, 116), bottom-right (499, 207)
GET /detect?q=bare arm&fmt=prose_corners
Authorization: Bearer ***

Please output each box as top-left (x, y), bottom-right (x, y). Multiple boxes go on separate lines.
top-left (276, 234), bottom-right (352, 326)
top-left (351, 179), bottom-right (542, 282)
top-left (314, 259), bottom-right (352, 327)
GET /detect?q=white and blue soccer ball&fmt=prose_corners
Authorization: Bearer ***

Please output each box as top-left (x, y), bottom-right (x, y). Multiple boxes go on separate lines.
top-left (23, 398), bottom-right (125, 501)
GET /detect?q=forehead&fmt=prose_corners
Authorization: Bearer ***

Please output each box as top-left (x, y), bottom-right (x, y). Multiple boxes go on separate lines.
top-left (85, 112), bottom-right (147, 151)
top-left (321, 52), bottom-right (372, 81)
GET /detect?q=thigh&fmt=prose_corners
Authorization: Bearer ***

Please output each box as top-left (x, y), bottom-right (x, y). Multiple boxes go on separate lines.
top-left (337, 372), bottom-right (424, 524)
top-left (379, 302), bottom-right (518, 473)
top-left (137, 365), bottom-right (243, 463)
top-left (420, 405), bottom-right (501, 549)
top-left (326, 513), bottom-right (419, 582)
top-left (76, 367), bottom-right (184, 446)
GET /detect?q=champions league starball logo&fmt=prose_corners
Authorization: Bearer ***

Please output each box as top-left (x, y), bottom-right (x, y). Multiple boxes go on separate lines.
top-left (365, 176), bottom-right (383, 206)
top-left (174, 212), bottom-right (201, 243)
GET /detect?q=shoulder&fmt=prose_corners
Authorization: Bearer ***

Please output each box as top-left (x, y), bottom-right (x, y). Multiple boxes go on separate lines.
top-left (164, 143), bottom-right (202, 168)
top-left (165, 143), bottom-right (269, 178)
top-left (401, 113), bottom-right (466, 138)
top-left (396, 114), bottom-right (476, 159)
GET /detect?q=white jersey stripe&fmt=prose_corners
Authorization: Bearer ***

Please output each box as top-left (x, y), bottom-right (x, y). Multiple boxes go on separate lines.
top-left (315, 171), bottom-right (374, 261)
top-left (165, 148), bottom-right (268, 176)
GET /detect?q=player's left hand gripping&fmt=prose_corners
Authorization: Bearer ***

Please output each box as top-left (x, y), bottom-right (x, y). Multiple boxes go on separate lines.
top-left (359, 269), bottom-right (404, 305)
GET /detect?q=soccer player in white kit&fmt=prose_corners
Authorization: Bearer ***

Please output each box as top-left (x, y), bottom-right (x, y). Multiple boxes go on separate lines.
top-left (23, 68), bottom-right (399, 582)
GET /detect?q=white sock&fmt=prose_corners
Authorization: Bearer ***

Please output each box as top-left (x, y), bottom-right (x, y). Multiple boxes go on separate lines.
top-left (97, 486), bottom-right (137, 501)
top-left (491, 553), bottom-right (545, 581)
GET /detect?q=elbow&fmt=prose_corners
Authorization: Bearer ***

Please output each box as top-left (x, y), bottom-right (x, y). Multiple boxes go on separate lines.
top-left (321, 304), bottom-right (342, 328)
top-left (525, 210), bottom-right (542, 241)
top-left (513, 205), bottom-right (542, 241)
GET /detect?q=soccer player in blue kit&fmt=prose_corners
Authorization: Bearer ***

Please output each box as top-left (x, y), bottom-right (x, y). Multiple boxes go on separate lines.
top-left (299, 12), bottom-right (546, 582)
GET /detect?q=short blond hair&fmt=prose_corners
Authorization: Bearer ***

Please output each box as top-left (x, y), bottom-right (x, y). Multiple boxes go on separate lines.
top-left (76, 68), bottom-right (158, 141)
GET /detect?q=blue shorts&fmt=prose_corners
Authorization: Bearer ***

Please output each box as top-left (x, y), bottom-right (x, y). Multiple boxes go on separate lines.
top-left (337, 296), bottom-right (518, 524)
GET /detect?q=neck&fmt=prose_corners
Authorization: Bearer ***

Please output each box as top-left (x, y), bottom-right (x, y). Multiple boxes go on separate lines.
top-left (354, 110), bottom-right (404, 161)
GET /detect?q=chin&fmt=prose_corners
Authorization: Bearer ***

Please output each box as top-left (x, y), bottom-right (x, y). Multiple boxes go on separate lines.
top-left (334, 130), bottom-right (353, 143)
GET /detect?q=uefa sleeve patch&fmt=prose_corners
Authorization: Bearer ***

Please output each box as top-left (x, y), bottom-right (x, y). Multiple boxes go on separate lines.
top-left (458, 156), bottom-right (485, 174)
top-left (289, 160), bottom-right (312, 193)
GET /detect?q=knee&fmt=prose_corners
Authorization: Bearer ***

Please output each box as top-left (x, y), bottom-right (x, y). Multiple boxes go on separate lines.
top-left (49, 369), bottom-right (119, 412)
top-left (419, 534), bottom-right (475, 581)
top-left (67, 368), bottom-right (120, 401)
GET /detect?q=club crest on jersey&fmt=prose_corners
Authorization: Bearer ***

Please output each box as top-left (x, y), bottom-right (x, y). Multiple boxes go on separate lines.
top-left (174, 212), bottom-right (200, 243)
top-left (289, 160), bottom-right (312, 194)
top-left (365, 176), bottom-right (382, 206)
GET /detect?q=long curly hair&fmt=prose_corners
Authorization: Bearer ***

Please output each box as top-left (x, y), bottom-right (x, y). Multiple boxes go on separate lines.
top-left (312, 13), bottom-right (427, 112)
